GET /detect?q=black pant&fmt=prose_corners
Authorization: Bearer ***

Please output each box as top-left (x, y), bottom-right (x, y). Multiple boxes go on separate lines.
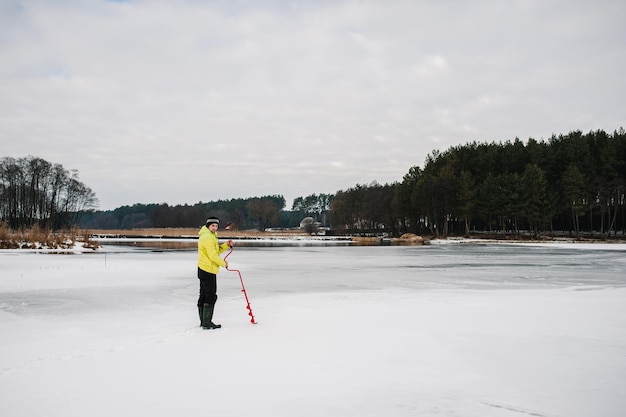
top-left (197, 267), bottom-right (217, 307)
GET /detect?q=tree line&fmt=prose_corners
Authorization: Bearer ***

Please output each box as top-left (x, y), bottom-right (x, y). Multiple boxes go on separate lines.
top-left (81, 128), bottom-right (624, 239)
top-left (4, 128), bottom-right (624, 238)
top-left (330, 128), bottom-right (625, 239)
top-left (0, 156), bottom-right (98, 230)
top-left (79, 195), bottom-right (291, 231)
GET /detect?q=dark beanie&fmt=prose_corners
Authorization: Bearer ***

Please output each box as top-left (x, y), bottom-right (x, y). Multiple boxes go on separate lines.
top-left (206, 217), bottom-right (219, 226)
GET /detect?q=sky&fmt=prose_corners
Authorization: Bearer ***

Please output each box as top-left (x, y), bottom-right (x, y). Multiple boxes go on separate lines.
top-left (1, 0), bottom-right (625, 211)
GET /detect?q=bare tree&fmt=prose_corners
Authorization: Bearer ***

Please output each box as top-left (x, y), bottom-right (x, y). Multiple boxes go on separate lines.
top-left (0, 156), bottom-right (98, 230)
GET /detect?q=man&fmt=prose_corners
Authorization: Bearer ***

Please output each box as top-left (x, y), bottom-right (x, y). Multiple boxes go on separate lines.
top-left (197, 216), bottom-right (233, 329)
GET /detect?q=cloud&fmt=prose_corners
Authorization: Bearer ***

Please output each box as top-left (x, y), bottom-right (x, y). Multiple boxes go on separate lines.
top-left (1, 0), bottom-right (624, 209)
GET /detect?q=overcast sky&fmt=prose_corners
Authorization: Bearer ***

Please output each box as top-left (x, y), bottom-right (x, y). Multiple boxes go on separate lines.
top-left (1, 0), bottom-right (624, 210)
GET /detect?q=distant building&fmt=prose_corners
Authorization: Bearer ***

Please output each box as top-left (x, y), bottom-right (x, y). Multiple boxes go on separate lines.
top-left (299, 217), bottom-right (321, 233)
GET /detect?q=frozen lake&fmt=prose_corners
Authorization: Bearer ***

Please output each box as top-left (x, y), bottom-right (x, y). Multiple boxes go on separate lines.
top-left (1, 242), bottom-right (625, 416)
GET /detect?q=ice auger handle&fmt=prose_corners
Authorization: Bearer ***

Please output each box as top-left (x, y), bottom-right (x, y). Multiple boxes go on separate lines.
top-left (225, 248), bottom-right (257, 324)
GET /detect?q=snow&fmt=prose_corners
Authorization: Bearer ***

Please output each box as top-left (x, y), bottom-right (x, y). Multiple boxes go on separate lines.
top-left (1, 242), bottom-right (625, 417)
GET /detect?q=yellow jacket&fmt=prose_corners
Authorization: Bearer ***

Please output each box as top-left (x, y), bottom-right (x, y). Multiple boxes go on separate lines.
top-left (197, 225), bottom-right (230, 274)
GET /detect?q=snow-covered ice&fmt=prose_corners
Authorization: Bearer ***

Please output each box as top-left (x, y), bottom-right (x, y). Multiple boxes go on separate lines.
top-left (1, 242), bottom-right (625, 417)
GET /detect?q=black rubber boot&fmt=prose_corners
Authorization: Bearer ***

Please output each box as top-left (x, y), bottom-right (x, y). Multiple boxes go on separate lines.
top-left (198, 305), bottom-right (203, 326)
top-left (202, 303), bottom-right (221, 329)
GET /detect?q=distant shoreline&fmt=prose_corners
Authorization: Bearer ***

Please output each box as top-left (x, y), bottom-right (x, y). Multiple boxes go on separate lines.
top-left (89, 228), bottom-right (626, 244)
top-left (2, 228), bottom-right (624, 252)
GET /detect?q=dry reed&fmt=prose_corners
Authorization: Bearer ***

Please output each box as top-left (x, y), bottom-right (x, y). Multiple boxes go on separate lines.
top-left (0, 223), bottom-right (99, 250)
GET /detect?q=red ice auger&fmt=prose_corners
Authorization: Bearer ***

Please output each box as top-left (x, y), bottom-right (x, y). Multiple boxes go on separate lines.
top-left (225, 247), bottom-right (257, 324)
